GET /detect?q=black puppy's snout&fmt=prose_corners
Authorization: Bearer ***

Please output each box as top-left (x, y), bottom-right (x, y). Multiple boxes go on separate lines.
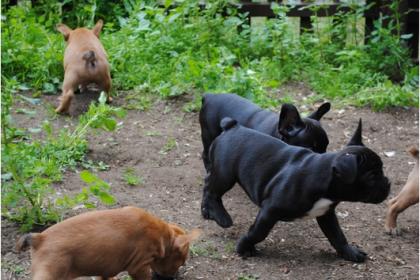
top-left (369, 177), bottom-right (391, 204)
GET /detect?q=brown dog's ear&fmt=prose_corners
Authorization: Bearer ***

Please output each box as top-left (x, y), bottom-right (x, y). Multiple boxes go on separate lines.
top-left (333, 153), bottom-right (358, 184)
top-left (278, 104), bottom-right (304, 139)
top-left (92, 20), bottom-right (104, 38)
top-left (307, 102), bottom-right (331, 121)
top-left (57, 24), bottom-right (72, 41)
top-left (173, 229), bottom-right (202, 251)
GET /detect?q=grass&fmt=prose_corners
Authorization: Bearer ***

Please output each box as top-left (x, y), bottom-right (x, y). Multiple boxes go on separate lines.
top-left (159, 137), bottom-right (177, 155)
top-left (2, 1), bottom-right (417, 111)
top-left (224, 240), bottom-right (236, 254)
top-left (190, 241), bottom-right (221, 259)
top-left (122, 168), bottom-right (143, 187)
top-left (1, 89), bottom-right (124, 231)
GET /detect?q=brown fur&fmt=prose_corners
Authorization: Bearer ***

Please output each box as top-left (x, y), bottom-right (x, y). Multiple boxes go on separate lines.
top-left (55, 20), bottom-right (112, 113)
top-left (385, 147), bottom-right (419, 235)
top-left (16, 207), bottom-right (200, 280)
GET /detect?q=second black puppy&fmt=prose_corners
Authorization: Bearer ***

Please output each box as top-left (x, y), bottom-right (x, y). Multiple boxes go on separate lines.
top-left (201, 118), bottom-right (390, 263)
top-left (199, 93), bottom-right (330, 171)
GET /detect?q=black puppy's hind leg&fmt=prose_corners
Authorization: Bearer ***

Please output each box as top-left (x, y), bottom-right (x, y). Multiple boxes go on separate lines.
top-left (316, 210), bottom-right (367, 262)
top-left (236, 206), bottom-right (277, 258)
top-left (201, 170), bottom-right (234, 228)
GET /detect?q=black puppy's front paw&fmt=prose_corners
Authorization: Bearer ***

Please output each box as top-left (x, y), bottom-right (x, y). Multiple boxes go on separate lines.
top-left (236, 237), bottom-right (257, 258)
top-left (338, 244), bottom-right (367, 263)
top-left (201, 198), bottom-right (233, 228)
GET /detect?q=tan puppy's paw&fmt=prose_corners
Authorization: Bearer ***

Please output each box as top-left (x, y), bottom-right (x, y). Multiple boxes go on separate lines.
top-left (55, 106), bottom-right (67, 114)
top-left (55, 103), bottom-right (70, 114)
top-left (385, 226), bottom-right (401, 236)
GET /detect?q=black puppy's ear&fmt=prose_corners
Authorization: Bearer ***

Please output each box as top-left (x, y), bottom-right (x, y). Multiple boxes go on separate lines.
top-left (333, 153), bottom-right (358, 184)
top-left (347, 119), bottom-right (364, 146)
top-left (278, 104), bottom-right (304, 138)
top-left (307, 102), bottom-right (331, 121)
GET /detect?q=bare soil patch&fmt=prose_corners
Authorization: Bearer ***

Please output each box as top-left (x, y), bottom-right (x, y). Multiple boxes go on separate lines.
top-left (2, 86), bottom-right (418, 280)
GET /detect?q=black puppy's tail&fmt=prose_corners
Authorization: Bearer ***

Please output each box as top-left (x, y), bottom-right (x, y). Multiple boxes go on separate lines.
top-left (220, 117), bottom-right (238, 131)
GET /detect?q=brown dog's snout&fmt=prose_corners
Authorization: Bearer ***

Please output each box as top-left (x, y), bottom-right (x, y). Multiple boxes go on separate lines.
top-left (152, 271), bottom-right (175, 280)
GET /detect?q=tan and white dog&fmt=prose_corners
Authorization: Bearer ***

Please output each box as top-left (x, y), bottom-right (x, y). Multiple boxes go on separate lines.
top-left (56, 20), bottom-right (112, 113)
top-left (385, 146), bottom-right (419, 235)
top-left (16, 207), bottom-right (200, 280)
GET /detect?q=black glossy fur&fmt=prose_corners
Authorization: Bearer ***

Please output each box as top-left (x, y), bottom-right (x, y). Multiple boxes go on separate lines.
top-left (201, 118), bottom-right (390, 263)
top-left (199, 93), bottom-right (330, 171)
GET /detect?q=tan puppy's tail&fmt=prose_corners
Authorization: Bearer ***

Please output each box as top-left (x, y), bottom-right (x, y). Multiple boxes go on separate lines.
top-left (408, 146), bottom-right (419, 160)
top-left (82, 50), bottom-right (97, 67)
top-left (15, 233), bottom-right (43, 252)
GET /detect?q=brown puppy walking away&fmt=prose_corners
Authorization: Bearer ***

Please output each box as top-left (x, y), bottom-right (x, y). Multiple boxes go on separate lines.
top-left (16, 207), bottom-right (200, 280)
top-left (385, 146), bottom-right (419, 235)
top-left (56, 20), bottom-right (112, 113)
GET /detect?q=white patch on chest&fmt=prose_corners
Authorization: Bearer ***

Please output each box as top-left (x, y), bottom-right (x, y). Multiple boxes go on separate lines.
top-left (300, 198), bottom-right (333, 220)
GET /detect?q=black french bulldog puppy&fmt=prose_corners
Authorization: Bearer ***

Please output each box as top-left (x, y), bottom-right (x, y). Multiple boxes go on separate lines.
top-left (201, 118), bottom-right (390, 263)
top-left (199, 93), bottom-right (331, 171)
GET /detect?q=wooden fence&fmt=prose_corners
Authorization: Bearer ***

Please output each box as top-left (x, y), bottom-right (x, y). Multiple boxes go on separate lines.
top-left (235, 0), bottom-right (419, 59)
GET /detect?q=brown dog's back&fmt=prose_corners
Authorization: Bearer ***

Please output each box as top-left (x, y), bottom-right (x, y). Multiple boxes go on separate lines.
top-left (16, 207), bottom-right (200, 279)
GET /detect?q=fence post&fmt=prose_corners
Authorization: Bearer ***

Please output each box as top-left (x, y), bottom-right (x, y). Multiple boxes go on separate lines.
top-left (364, 0), bottom-right (380, 43)
top-left (402, 0), bottom-right (419, 59)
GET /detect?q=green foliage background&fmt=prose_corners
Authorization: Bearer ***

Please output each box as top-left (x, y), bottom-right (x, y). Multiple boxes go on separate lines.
top-left (2, 0), bottom-right (418, 110)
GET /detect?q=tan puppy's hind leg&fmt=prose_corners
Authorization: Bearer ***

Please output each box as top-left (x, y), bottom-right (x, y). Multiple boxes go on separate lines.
top-left (55, 89), bottom-right (75, 113)
top-left (56, 73), bottom-right (78, 113)
top-left (103, 73), bottom-right (113, 103)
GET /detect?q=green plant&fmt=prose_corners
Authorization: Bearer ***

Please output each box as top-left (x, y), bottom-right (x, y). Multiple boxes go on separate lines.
top-left (122, 168), bottom-right (143, 187)
top-left (2, 0), bottom-right (418, 109)
top-left (159, 137), bottom-right (177, 154)
top-left (238, 275), bottom-right (258, 280)
top-left (189, 241), bottom-right (220, 259)
top-left (1, 92), bottom-right (125, 231)
top-left (224, 240), bottom-right (236, 254)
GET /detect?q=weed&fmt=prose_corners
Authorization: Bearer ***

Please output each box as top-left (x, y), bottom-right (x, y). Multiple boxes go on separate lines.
top-left (224, 240), bottom-right (236, 254)
top-left (145, 131), bottom-right (162, 137)
top-left (159, 137), bottom-right (177, 154)
top-left (190, 241), bottom-right (220, 259)
top-left (2, 1), bottom-right (418, 110)
top-left (1, 90), bottom-right (124, 231)
top-left (122, 168), bottom-right (143, 187)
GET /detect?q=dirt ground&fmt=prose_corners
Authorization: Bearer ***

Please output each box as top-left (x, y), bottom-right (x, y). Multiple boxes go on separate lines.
top-left (2, 84), bottom-right (419, 280)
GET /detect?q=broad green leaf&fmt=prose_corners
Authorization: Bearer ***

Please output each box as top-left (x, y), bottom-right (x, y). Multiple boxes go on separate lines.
top-left (80, 170), bottom-right (97, 184)
top-left (98, 191), bottom-right (116, 205)
top-left (103, 118), bottom-right (117, 131)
